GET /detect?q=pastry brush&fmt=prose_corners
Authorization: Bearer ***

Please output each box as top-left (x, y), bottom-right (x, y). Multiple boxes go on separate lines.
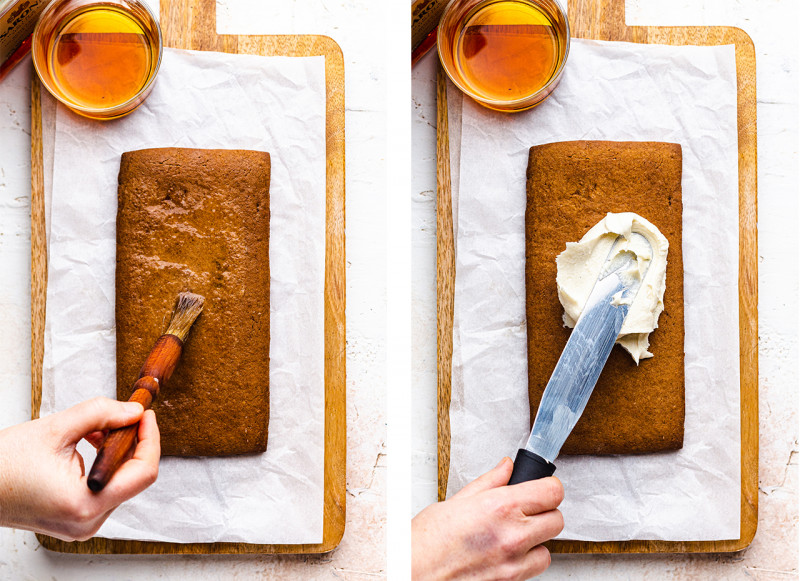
top-left (87, 292), bottom-right (205, 492)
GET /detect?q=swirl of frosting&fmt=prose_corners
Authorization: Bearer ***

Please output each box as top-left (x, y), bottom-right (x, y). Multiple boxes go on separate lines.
top-left (556, 212), bottom-right (669, 364)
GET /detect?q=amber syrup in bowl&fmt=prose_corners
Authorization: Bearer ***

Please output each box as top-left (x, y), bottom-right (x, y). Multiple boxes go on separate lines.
top-left (33, 0), bottom-right (162, 120)
top-left (438, 0), bottom-right (569, 112)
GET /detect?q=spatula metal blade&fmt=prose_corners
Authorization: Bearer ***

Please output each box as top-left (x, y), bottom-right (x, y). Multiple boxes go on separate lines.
top-left (525, 272), bottom-right (630, 463)
top-left (524, 233), bottom-right (651, 464)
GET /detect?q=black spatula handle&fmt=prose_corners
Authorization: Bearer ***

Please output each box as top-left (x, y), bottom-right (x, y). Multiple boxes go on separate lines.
top-left (508, 449), bottom-right (556, 484)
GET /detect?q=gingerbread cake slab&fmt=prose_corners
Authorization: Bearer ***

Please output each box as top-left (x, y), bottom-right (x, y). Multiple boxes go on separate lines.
top-left (526, 140), bottom-right (684, 455)
top-left (116, 147), bottom-right (270, 457)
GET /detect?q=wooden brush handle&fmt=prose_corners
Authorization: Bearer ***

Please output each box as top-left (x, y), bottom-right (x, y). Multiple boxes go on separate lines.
top-left (87, 335), bottom-right (183, 492)
top-left (87, 377), bottom-right (158, 492)
top-left (139, 334), bottom-right (183, 382)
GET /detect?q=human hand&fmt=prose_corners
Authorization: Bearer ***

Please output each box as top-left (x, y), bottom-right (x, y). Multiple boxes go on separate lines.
top-left (412, 457), bottom-right (564, 580)
top-left (0, 397), bottom-right (160, 541)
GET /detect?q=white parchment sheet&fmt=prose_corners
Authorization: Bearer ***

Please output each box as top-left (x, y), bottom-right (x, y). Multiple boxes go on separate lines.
top-left (447, 39), bottom-right (741, 541)
top-left (41, 48), bottom-right (326, 544)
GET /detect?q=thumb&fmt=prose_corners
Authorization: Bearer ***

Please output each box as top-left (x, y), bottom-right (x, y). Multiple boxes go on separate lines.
top-left (51, 397), bottom-right (144, 444)
top-left (453, 457), bottom-right (513, 499)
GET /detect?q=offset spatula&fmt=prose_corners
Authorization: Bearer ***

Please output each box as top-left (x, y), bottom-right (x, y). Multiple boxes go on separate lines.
top-left (509, 233), bottom-right (652, 484)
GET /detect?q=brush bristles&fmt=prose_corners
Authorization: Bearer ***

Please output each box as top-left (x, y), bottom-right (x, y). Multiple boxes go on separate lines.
top-left (165, 292), bottom-right (205, 340)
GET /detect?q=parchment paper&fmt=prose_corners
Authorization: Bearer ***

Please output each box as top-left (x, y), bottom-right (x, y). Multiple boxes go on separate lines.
top-left (40, 48), bottom-right (326, 544)
top-left (447, 39), bottom-right (741, 541)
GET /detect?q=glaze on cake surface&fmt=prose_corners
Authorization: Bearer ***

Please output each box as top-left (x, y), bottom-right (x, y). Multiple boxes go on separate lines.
top-left (116, 147), bottom-right (270, 457)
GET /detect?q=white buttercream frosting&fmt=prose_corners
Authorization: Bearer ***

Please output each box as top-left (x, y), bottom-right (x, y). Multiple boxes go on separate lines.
top-left (555, 212), bottom-right (669, 363)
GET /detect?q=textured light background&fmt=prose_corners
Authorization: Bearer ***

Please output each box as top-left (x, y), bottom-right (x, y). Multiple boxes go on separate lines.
top-left (412, 0), bottom-right (798, 578)
top-left (0, 0), bottom-right (387, 578)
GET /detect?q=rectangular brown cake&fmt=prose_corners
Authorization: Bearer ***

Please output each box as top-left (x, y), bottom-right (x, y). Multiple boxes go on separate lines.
top-left (526, 140), bottom-right (684, 454)
top-left (116, 147), bottom-right (270, 457)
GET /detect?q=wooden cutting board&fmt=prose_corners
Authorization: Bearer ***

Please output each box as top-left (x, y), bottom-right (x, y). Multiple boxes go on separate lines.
top-left (29, 0), bottom-right (346, 554)
top-left (436, 0), bottom-right (758, 553)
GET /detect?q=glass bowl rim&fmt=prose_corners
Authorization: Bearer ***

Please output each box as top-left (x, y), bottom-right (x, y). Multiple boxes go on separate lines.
top-left (436, 0), bottom-right (571, 110)
top-left (31, 0), bottom-right (164, 117)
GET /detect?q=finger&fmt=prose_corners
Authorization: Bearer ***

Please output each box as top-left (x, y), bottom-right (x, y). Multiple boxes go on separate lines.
top-left (521, 508), bottom-right (564, 549)
top-left (505, 476), bottom-right (564, 516)
top-left (84, 430), bottom-right (107, 449)
top-left (52, 398), bottom-right (144, 444)
top-left (137, 410), bottom-right (161, 461)
top-left (516, 544), bottom-right (553, 579)
top-left (454, 457), bottom-right (513, 499)
top-left (97, 410), bottom-right (160, 508)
